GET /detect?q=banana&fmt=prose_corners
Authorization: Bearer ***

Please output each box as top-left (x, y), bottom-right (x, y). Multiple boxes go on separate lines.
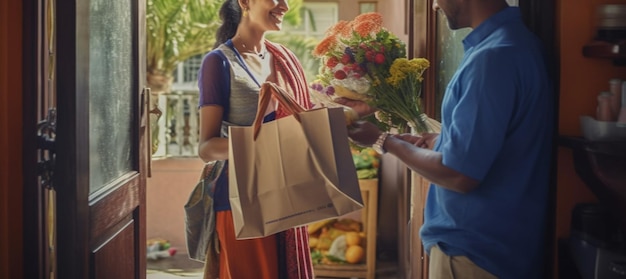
top-left (308, 219), bottom-right (336, 235)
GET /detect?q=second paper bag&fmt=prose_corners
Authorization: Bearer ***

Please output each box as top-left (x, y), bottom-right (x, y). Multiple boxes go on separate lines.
top-left (228, 83), bottom-right (363, 240)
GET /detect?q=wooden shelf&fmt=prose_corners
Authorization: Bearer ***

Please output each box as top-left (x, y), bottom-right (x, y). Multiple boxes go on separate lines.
top-left (313, 179), bottom-right (379, 279)
top-left (582, 40), bottom-right (626, 66)
top-left (315, 263), bottom-right (368, 278)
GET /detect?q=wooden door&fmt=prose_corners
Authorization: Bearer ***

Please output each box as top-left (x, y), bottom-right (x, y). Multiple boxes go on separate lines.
top-left (50, 0), bottom-right (149, 278)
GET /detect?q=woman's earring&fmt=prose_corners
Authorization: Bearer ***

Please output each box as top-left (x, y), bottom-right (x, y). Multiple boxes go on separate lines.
top-left (243, 8), bottom-right (248, 17)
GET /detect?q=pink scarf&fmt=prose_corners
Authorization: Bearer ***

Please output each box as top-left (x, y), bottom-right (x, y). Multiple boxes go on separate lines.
top-left (265, 41), bottom-right (314, 279)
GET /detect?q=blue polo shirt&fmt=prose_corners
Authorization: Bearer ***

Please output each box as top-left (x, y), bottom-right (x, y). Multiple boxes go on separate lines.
top-left (420, 7), bottom-right (553, 278)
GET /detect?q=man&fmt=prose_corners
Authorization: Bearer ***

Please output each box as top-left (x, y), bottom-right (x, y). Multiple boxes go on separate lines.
top-left (343, 0), bottom-right (554, 278)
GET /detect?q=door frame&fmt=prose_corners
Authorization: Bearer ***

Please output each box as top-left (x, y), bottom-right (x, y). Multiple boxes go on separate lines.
top-left (2, 1), bottom-right (27, 279)
top-left (22, 0), bottom-right (49, 277)
top-left (21, 0), bottom-right (149, 277)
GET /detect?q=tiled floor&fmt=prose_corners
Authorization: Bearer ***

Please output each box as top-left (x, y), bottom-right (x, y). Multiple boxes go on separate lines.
top-left (147, 269), bottom-right (203, 279)
top-left (147, 253), bottom-right (203, 278)
top-left (146, 253), bottom-right (400, 279)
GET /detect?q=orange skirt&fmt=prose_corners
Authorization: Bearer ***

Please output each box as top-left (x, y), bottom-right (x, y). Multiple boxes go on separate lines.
top-left (210, 210), bottom-right (279, 279)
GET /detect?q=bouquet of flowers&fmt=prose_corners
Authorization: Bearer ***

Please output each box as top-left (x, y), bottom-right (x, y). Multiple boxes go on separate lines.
top-left (310, 12), bottom-right (431, 133)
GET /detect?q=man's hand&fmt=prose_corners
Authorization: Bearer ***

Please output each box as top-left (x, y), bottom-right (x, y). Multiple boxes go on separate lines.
top-left (394, 132), bottom-right (439, 149)
top-left (347, 121), bottom-right (383, 147)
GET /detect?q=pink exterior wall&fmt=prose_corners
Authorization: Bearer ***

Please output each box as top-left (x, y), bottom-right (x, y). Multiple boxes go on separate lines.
top-left (146, 158), bottom-right (205, 253)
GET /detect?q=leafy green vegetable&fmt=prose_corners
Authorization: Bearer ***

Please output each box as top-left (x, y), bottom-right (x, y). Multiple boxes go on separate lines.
top-left (357, 169), bottom-right (378, 179)
top-left (310, 250), bottom-right (323, 264)
top-left (325, 254), bottom-right (347, 264)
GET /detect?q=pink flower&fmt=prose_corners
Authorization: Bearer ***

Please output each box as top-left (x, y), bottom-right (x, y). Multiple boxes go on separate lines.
top-left (326, 57), bottom-right (339, 68)
top-left (334, 70), bottom-right (347, 80)
top-left (341, 53), bottom-right (352, 64)
top-left (374, 53), bottom-right (385, 64)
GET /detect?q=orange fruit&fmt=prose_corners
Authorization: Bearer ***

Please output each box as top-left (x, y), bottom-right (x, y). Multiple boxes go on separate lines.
top-left (309, 237), bottom-right (319, 248)
top-left (345, 245), bottom-right (365, 264)
top-left (345, 232), bottom-right (361, 246)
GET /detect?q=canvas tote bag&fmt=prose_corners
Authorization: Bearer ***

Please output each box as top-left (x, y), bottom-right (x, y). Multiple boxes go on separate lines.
top-left (184, 160), bottom-right (225, 263)
top-left (228, 82), bottom-right (363, 239)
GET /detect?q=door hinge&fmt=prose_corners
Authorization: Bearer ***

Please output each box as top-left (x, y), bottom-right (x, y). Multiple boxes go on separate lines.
top-left (37, 108), bottom-right (57, 189)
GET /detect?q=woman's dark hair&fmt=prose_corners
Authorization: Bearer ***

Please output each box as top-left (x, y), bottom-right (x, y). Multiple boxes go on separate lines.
top-left (214, 0), bottom-right (242, 48)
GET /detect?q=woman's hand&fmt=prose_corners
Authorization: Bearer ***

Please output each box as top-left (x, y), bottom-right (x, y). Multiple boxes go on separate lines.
top-left (333, 97), bottom-right (377, 118)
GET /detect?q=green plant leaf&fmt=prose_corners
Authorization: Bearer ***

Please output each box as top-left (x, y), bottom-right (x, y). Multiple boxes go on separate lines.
top-left (147, 0), bottom-right (307, 90)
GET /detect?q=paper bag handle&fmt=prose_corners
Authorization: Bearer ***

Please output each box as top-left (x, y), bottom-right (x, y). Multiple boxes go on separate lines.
top-left (253, 82), bottom-right (306, 140)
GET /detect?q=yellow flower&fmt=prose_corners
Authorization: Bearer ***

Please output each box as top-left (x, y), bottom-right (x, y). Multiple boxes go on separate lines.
top-left (410, 58), bottom-right (430, 73)
top-left (386, 58), bottom-right (430, 86)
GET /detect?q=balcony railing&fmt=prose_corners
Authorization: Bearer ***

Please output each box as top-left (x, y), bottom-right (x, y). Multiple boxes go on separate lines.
top-left (152, 90), bottom-right (200, 158)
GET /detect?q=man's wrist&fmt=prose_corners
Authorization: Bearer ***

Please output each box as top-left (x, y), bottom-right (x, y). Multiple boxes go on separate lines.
top-left (372, 132), bottom-right (390, 155)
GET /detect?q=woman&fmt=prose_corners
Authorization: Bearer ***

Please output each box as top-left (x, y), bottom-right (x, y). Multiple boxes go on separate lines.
top-left (196, 0), bottom-right (313, 278)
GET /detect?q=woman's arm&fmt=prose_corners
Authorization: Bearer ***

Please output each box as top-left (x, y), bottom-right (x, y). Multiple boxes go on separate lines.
top-left (197, 105), bottom-right (229, 162)
top-left (196, 50), bottom-right (231, 162)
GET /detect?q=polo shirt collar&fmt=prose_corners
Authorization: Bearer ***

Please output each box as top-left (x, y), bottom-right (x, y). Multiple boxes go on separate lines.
top-left (463, 6), bottom-right (521, 50)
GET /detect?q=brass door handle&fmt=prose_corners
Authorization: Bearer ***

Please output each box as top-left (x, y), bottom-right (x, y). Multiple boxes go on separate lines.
top-left (141, 87), bottom-right (162, 127)
top-left (143, 87), bottom-right (163, 177)
top-left (149, 100), bottom-right (163, 121)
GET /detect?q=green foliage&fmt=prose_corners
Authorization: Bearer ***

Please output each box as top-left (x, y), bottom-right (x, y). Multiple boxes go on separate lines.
top-left (283, 0), bottom-right (303, 27)
top-left (147, 0), bottom-right (305, 78)
top-left (147, 0), bottom-right (222, 76)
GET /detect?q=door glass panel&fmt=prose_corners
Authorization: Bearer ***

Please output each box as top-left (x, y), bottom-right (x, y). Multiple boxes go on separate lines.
top-left (88, 0), bottom-right (134, 193)
top-left (434, 1), bottom-right (517, 120)
top-left (434, 14), bottom-right (469, 120)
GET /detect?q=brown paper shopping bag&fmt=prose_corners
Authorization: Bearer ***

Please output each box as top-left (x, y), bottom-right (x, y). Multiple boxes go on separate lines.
top-left (228, 82), bottom-right (363, 239)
